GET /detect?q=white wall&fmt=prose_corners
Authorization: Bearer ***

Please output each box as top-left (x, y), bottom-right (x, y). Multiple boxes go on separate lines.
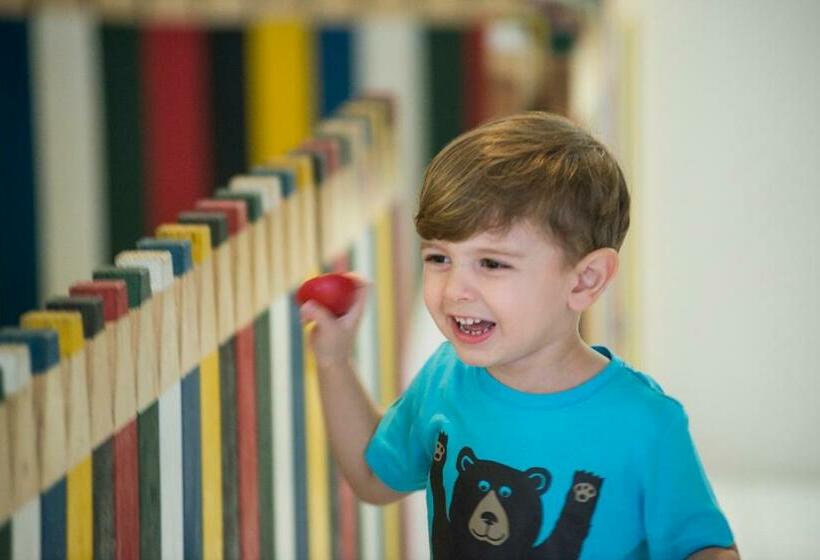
top-left (632, 0), bottom-right (820, 478)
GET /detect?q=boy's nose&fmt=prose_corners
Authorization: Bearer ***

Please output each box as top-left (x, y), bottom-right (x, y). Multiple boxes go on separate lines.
top-left (443, 269), bottom-right (476, 302)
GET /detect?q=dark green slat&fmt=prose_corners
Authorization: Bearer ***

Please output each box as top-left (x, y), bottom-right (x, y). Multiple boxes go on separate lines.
top-left (93, 438), bottom-right (115, 559)
top-left (219, 341), bottom-right (240, 560)
top-left (92, 266), bottom-right (151, 309)
top-left (253, 312), bottom-right (274, 559)
top-left (427, 27), bottom-right (466, 161)
top-left (178, 212), bottom-right (228, 248)
top-left (45, 296), bottom-right (105, 339)
top-left (101, 25), bottom-right (146, 258)
top-left (209, 29), bottom-right (248, 189)
top-left (0, 519), bottom-right (10, 559)
top-left (0, 19), bottom-right (38, 326)
top-left (138, 401), bottom-right (161, 560)
top-left (214, 190), bottom-right (263, 223)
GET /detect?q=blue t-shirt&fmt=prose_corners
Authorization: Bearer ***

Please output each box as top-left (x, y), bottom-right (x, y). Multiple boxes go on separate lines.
top-left (365, 343), bottom-right (733, 559)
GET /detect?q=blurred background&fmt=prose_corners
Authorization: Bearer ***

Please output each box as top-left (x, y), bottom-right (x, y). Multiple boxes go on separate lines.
top-left (1, 0), bottom-right (818, 557)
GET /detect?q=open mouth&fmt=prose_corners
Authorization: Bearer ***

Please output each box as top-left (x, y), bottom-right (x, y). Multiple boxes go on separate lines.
top-left (450, 316), bottom-right (496, 343)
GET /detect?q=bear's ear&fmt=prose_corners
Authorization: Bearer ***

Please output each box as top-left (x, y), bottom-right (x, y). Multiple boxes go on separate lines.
top-left (526, 467), bottom-right (551, 495)
top-left (456, 447), bottom-right (477, 473)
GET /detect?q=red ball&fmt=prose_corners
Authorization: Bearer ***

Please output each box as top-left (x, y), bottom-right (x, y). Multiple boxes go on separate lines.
top-left (296, 273), bottom-right (359, 317)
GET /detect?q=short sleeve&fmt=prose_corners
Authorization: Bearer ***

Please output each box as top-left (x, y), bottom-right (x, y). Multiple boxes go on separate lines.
top-left (644, 408), bottom-right (735, 559)
top-left (364, 345), bottom-right (447, 492)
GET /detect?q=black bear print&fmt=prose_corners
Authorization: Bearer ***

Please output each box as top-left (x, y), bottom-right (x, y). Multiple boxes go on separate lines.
top-left (430, 431), bottom-right (604, 560)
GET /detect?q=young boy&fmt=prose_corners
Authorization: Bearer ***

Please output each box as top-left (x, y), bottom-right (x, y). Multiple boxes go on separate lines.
top-left (300, 112), bottom-right (738, 559)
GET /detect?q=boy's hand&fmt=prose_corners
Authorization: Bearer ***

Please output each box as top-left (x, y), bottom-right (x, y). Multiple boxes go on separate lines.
top-left (299, 275), bottom-right (369, 370)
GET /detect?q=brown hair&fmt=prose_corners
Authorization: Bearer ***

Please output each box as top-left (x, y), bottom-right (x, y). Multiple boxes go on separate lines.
top-left (415, 112), bottom-right (630, 265)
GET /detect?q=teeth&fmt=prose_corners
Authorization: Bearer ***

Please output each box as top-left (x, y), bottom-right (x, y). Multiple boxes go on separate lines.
top-left (455, 316), bottom-right (483, 325)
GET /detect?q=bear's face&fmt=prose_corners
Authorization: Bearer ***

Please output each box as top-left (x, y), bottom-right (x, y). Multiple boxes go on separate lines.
top-left (449, 447), bottom-right (551, 559)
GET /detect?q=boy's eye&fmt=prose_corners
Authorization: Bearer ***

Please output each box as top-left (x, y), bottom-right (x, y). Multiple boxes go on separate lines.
top-left (480, 258), bottom-right (509, 270)
top-left (423, 254), bottom-right (448, 264)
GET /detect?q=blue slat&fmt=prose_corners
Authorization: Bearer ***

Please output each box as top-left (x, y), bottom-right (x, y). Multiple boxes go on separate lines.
top-left (318, 27), bottom-right (353, 117)
top-left (180, 369), bottom-right (203, 559)
top-left (0, 20), bottom-right (38, 325)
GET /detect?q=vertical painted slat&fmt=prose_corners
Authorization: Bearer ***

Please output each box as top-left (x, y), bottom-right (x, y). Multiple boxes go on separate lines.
top-left (41, 481), bottom-right (66, 560)
top-left (427, 27), bottom-right (466, 160)
top-left (463, 24), bottom-right (488, 129)
top-left (209, 29), bottom-right (247, 188)
top-left (156, 225), bottom-right (215, 560)
top-left (270, 294), bottom-right (294, 560)
top-left (329, 256), bottom-right (359, 560)
top-left (235, 326), bottom-right (259, 560)
top-left (31, 10), bottom-right (106, 300)
top-left (114, 422), bottom-right (140, 560)
top-left (351, 228), bottom-right (382, 560)
top-left (138, 402), bottom-right (161, 559)
top-left (43, 298), bottom-right (106, 560)
top-left (68, 281), bottom-right (127, 560)
top-left (246, 20), bottom-right (314, 164)
top-left (0, 20), bottom-right (38, 325)
top-left (374, 214), bottom-right (401, 560)
top-left (19, 314), bottom-right (79, 560)
top-left (135, 239), bottom-right (191, 560)
top-left (158, 381), bottom-right (184, 560)
top-left (93, 439), bottom-right (115, 559)
top-left (0, 343), bottom-right (39, 560)
top-left (289, 297), bottom-right (308, 560)
top-left (217, 188), bottom-right (274, 559)
top-left (217, 340), bottom-right (239, 560)
top-left (354, 24), bottom-right (428, 554)
top-left (100, 24), bottom-right (146, 258)
top-left (177, 213), bottom-right (234, 560)
top-left (252, 313), bottom-right (274, 559)
top-left (354, 18), bottom-right (426, 195)
top-left (318, 27), bottom-right (353, 117)
top-left (244, 25), bottom-right (301, 559)
top-left (0, 331), bottom-right (61, 560)
top-left (141, 26), bottom-right (213, 231)
top-left (181, 369), bottom-right (203, 559)
top-left (194, 200), bottom-right (260, 560)
top-left (288, 154), bottom-right (332, 560)
top-left (90, 269), bottom-right (149, 560)
top-left (114, 251), bottom-right (175, 560)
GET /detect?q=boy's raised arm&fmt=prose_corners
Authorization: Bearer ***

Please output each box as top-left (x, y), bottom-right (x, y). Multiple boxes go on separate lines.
top-left (300, 281), bottom-right (407, 505)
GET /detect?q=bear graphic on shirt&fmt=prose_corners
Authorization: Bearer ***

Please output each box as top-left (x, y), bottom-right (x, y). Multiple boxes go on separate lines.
top-left (430, 432), bottom-right (603, 560)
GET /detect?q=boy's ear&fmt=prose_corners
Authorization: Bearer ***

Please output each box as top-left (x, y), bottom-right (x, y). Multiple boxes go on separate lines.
top-left (567, 248), bottom-right (619, 313)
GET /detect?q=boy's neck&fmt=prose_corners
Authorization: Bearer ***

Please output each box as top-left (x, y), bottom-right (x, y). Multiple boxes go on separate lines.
top-left (487, 333), bottom-right (610, 395)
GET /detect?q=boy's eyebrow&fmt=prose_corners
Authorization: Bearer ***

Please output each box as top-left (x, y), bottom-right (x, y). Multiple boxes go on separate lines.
top-left (420, 241), bottom-right (525, 259)
top-left (473, 247), bottom-right (526, 259)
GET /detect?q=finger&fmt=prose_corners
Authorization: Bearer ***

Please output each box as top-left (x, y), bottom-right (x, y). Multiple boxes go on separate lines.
top-left (341, 272), bottom-right (370, 288)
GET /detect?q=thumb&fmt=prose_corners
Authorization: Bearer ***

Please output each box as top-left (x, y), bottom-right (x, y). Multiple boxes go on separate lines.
top-left (299, 299), bottom-right (338, 329)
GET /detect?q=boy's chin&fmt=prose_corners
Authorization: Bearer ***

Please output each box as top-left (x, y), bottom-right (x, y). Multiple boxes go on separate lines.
top-left (450, 344), bottom-right (493, 368)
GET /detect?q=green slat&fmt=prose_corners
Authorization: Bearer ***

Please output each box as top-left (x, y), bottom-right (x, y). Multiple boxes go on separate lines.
top-left (101, 25), bottom-right (146, 258)
top-left (93, 439), bottom-right (115, 559)
top-left (139, 401), bottom-right (162, 560)
top-left (92, 266), bottom-right (151, 309)
top-left (219, 341), bottom-right (240, 560)
top-left (253, 312), bottom-right (274, 558)
top-left (427, 27), bottom-right (466, 160)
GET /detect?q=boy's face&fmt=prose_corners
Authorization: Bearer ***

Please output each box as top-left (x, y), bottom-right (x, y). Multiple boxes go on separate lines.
top-left (422, 222), bottom-right (578, 380)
